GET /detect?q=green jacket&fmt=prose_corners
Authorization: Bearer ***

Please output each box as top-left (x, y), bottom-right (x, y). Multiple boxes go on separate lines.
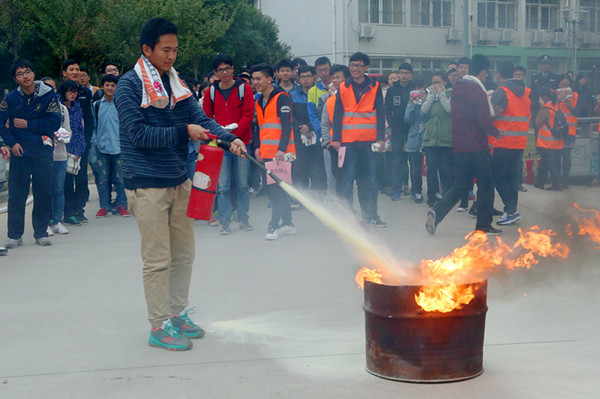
top-left (422, 90), bottom-right (452, 148)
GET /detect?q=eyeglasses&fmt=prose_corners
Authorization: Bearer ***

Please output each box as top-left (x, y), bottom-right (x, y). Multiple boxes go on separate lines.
top-left (299, 75), bottom-right (314, 80)
top-left (316, 68), bottom-right (330, 74)
top-left (216, 66), bottom-right (233, 73)
top-left (15, 69), bottom-right (33, 78)
top-left (105, 67), bottom-right (118, 73)
top-left (349, 63), bottom-right (365, 69)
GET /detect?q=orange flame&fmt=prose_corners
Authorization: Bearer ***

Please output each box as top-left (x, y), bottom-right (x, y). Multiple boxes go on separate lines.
top-left (570, 203), bottom-right (600, 246)
top-left (355, 267), bottom-right (383, 289)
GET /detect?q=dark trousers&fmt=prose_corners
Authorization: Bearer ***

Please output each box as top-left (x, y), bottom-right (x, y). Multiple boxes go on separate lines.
top-left (493, 148), bottom-right (523, 214)
top-left (561, 147), bottom-right (572, 184)
top-left (292, 143), bottom-right (327, 192)
top-left (433, 151), bottom-right (495, 231)
top-left (339, 142), bottom-right (379, 220)
top-left (408, 151), bottom-right (423, 194)
top-left (391, 133), bottom-right (409, 190)
top-left (423, 146), bottom-right (453, 200)
top-left (7, 155), bottom-right (53, 240)
top-left (536, 147), bottom-right (561, 187)
top-left (268, 183), bottom-right (292, 228)
top-left (64, 149), bottom-right (89, 217)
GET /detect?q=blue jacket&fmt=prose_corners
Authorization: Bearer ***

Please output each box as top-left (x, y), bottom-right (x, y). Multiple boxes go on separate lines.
top-left (114, 70), bottom-right (237, 189)
top-left (289, 88), bottom-right (323, 142)
top-left (0, 81), bottom-right (61, 157)
top-left (404, 101), bottom-right (429, 152)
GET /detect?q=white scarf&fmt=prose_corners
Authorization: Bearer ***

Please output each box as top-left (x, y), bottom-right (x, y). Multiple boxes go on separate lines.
top-left (134, 55), bottom-right (192, 109)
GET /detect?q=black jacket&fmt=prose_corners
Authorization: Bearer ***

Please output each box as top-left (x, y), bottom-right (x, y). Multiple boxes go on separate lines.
top-left (385, 80), bottom-right (414, 138)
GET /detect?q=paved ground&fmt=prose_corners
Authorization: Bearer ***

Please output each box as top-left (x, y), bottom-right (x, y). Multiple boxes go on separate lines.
top-left (1, 182), bottom-right (599, 398)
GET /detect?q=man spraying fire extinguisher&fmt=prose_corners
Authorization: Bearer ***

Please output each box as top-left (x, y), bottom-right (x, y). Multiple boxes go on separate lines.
top-left (114, 18), bottom-right (246, 351)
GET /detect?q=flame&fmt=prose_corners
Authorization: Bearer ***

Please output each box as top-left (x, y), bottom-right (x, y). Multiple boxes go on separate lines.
top-left (355, 267), bottom-right (383, 289)
top-left (570, 203), bottom-right (600, 246)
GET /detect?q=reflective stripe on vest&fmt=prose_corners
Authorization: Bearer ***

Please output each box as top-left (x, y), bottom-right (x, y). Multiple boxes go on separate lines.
top-left (536, 102), bottom-right (564, 150)
top-left (339, 81), bottom-right (379, 143)
top-left (491, 86), bottom-right (531, 149)
top-left (559, 91), bottom-right (578, 137)
top-left (255, 91), bottom-right (296, 159)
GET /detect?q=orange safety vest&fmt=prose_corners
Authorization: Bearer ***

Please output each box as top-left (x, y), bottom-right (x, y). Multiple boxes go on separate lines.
top-left (339, 81), bottom-right (379, 143)
top-left (536, 101), bottom-right (564, 150)
top-left (559, 91), bottom-right (578, 138)
top-left (491, 87), bottom-right (531, 150)
top-left (326, 94), bottom-right (336, 138)
top-left (255, 91), bottom-right (296, 159)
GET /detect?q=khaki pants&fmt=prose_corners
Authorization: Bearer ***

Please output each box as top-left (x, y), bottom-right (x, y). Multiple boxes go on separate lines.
top-left (126, 180), bottom-right (195, 328)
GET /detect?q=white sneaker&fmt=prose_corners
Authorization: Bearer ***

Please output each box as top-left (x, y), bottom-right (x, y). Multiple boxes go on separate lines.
top-left (51, 222), bottom-right (69, 235)
top-left (265, 227), bottom-right (279, 240)
top-left (46, 226), bottom-right (54, 237)
top-left (278, 224), bottom-right (296, 236)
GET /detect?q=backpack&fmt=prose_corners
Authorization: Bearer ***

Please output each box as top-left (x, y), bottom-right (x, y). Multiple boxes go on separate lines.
top-left (210, 81), bottom-right (245, 106)
top-left (544, 106), bottom-right (568, 139)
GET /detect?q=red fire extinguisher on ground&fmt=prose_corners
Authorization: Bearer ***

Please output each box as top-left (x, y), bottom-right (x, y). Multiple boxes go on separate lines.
top-left (187, 135), bottom-right (224, 220)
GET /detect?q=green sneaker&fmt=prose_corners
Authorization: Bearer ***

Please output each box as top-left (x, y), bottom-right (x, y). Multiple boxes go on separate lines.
top-left (74, 211), bottom-right (88, 224)
top-left (149, 319), bottom-right (193, 351)
top-left (170, 308), bottom-right (205, 338)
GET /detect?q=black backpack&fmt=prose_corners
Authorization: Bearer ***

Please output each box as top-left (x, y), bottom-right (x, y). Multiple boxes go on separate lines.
top-left (544, 106), bottom-right (568, 139)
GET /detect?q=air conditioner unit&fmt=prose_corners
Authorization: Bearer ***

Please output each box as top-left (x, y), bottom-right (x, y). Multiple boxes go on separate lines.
top-left (478, 29), bottom-right (490, 42)
top-left (553, 32), bottom-right (567, 45)
top-left (446, 28), bottom-right (462, 42)
top-left (359, 25), bottom-right (375, 39)
top-left (582, 32), bottom-right (600, 46)
top-left (531, 31), bottom-right (548, 44)
top-left (500, 30), bottom-right (513, 43)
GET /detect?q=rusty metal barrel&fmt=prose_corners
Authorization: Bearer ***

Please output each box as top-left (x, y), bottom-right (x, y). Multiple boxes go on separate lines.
top-left (363, 280), bottom-right (488, 383)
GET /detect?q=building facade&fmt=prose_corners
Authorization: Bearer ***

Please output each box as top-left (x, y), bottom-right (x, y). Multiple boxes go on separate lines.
top-left (254, 0), bottom-right (600, 84)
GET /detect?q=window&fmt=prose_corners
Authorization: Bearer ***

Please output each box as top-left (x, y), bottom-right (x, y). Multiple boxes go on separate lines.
top-left (411, 0), bottom-right (453, 27)
top-left (359, 0), bottom-right (404, 25)
top-left (369, 58), bottom-right (401, 75)
top-left (477, 0), bottom-right (517, 29)
top-left (526, 0), bottom-right (559, 30)
top-left (582, 0), bottom-right (600, 32)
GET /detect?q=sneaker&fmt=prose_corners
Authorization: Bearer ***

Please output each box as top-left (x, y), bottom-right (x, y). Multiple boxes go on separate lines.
top-left (546, 185), bottom-right (563, 191)
top-left (63, 216), bottom-right (81, 226)
top-left (278, 224), bottom-right (297, 235)
top-left (74, 212), bottom-right (88, 223)
top-left (5, 238), bottom-right (23, 249)
top-left (391, 190), bottom-right (402, 201)
top-left (46, 226), bottom-right (54, 237)
top-left (518, 185), bottom-right (528, 192)
top-left (456, 206), bottom-right (468, 212)
top-left (497, 212), bottom-right (521, 226)
top-left (96, 208), bottom-right (108, 218)
top-left (36, 237), bottom-right (52, 246)
top-left (265, 227), bottom-right (279, 240)
top-left (149, 319), bottom-right (193, 351)
top-left (51, 222), bottom-right (69, 235)
top-left (117, 206), bottom-right (130, 217)
top-left (219, 225), bottom-right (232, 235)
top-left (239, 220), bottom-right (253, 231)
top-left (425, 210), bottom-right (436, 235)
top-left (468, 206), bottom-right (477, 218)
top-left (479, 227), bottom-right (503, 236)
top-left (533, 183), bottom-right (545, 190)
top-left (367, 217), bottom-right (387, 228)
top-left (414, 193), bottom-right (424, 204)
top-left (170, 308), bottom-right (205, 339)
top-left (208, 216), bottom-right (219, 227)
top-left (0, 247), bottom-right (6, 256)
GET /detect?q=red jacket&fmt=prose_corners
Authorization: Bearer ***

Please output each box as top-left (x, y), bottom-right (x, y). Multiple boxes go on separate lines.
top-left (202, 78), bottom-right (254, 144)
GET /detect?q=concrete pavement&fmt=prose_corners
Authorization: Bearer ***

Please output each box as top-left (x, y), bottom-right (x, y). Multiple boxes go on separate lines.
top-left (1, 183), bottom-right (599, 398)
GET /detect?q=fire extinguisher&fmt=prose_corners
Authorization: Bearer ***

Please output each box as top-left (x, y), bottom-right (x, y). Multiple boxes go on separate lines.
top-left (525, 157), bottom-right (534, 185)
top-left (187, 135), bottom-right (224, 220)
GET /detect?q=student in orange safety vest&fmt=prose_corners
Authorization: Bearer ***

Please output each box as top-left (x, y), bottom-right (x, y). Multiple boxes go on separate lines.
top-left (490, 61), bottom-right (531, 226)
top-left (556, 74), bottom-right (580, 188)
top-left (534, 87), bottom-right (563, 190)
top-left (331, 52), bottom-right (387, 227)
top-left (250, 63), bottom-right (297, 241)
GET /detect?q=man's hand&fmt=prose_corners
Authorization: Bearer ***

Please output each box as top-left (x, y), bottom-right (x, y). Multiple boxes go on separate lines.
top-left (274, 150), bottom-right (285, 162)
top-left (187, 124), bottom-right (209, 141)
top-left (13, 118), bottom-right (27, 129)
top-left (331, 141), bottom-right (341, 151)
top-left (493, 106), bottom-right (504, 117)
top-left (1, 146), bottom-right (10, 159)
top-left (11, 143), bottom-right (23, 157)
top-left (255, 148), bottom-right (263, 162)
top-left (299, 124), bottom-right (310, 135)
top-left (229, 138), bottom-right (247, 157)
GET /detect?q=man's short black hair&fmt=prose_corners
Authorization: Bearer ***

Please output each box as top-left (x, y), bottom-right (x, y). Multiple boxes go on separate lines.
top-left (250, 63), bottom-right (274, 79)
top-left (59, 80), bottom-right (79, 101)
top-left (102, 62), bottom-right (119, 73)
top-left (276, 59), bottom-right (293, 71)
top-left (80, 66), bottom-right (89, 74)
top-left (61, 59), bottom-right (79, 72)
top-left (515, 66), bottom-right (527, 75)
top-left (10, 59), bottom-right (35, 77)
top-left (432, 71), bottom-right (448, 82)
top-left (330, 64), bottom-right (350, 79)
top-left (297, 65), bottom-right (315, 76)
top-left (315, 56), bottom-right (331, 68)
top-left (497, 61), bottom-right (515, 80)
top-left (291, 58), bottom-right (307, 69)
top-left (349, 52), bottom-right (370, 66)
top-left (213, 53), bottom-right (233, 70)
top-left (140, 18), bottom-right (178, 52)
top-left (457, 57), bottom-right (470, 66)
top-left (101, 74), bottom-right (119, 86)
top-left (469, 54), bottom-right (490, 77)
top-left (398, 62), bottom-right (413, 72)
